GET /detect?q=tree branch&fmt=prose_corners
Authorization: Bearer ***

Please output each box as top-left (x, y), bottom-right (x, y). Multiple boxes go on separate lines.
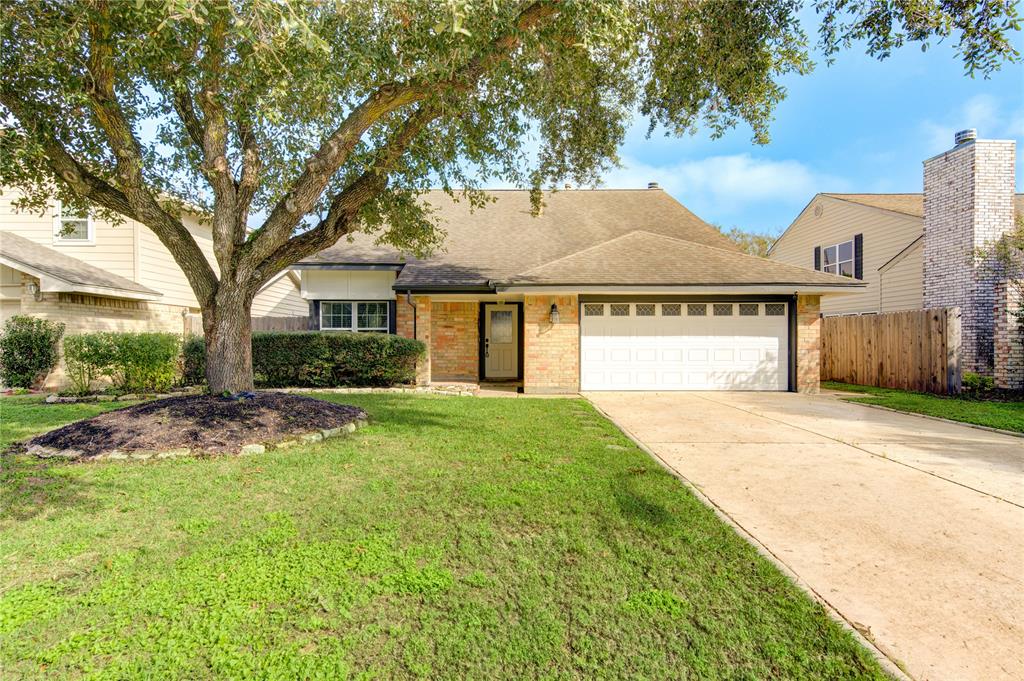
top-left (83, 4), bottom-right (218, 305)
top-left (234, 115), bottom-right (262, 240)
top-left (243, 0), bottom-right (560, 271)
top-left (253, 104), bottom-right (440, 286)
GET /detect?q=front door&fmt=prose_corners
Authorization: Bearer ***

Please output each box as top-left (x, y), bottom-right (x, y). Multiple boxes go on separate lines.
top-left (484, 304), bottom-right (518, 379)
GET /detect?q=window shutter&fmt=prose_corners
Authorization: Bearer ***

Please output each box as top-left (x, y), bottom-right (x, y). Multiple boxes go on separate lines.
top-left (309, 300), bottom-right (320, 330)
top-left (388, 300), bottom-right (397, 334)
top-left (813, 246), bottom-right (821, 271)
top-left (854, 234), bottom-right (864, 280)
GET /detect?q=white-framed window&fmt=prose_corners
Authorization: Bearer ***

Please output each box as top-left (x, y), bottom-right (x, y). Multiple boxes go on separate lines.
top-left (822, 239), bottom-right (854, 277)
top-left (53, 201), bottom-right (94, 244)
top-left (320, 301), bottom-right (389, 332)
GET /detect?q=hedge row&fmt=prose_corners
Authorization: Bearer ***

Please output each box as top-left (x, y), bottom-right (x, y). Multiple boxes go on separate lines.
top-left (0, 316), bottom-right (64, 388)
top-left (64, 332), bottom-right (180, 394)
top-left (184, 332), bottom-right (424, 388)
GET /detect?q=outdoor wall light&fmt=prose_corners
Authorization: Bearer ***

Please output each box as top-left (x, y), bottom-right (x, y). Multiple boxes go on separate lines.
top-left (25, 281), bottom-right (42, 301)
top-left (549, 303), bottom-right (560, 324)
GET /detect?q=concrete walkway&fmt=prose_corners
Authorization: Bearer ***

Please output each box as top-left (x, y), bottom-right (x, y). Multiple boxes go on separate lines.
top-left (585, 391), bottom-right (1024, 681)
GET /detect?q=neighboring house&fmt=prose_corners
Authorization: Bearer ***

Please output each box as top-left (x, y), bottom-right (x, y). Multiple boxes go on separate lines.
top-left (295, 188), bottom-right (861, 394)
top-left (0, 189), bottom-right (306, 385)
top-left (769, 132), bottom-right (1020, 378)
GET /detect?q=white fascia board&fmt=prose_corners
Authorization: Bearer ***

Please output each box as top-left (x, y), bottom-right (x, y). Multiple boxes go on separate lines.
top-left (0, 255), bottom-right (162, 301)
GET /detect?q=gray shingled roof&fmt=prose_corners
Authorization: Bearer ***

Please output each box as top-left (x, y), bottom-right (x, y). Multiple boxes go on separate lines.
top-left (507, 231), bottom-right (861, 287)
top-left (300, 189), bottom-right (867, 290)
top-left (0, 231), bottom-right (161, 298)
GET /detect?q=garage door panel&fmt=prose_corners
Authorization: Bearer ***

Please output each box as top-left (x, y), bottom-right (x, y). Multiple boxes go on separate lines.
top-left (580, 301), bottom-right (788, 391)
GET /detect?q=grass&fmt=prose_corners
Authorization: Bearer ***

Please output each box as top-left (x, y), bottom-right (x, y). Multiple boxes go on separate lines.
top-left (0, 394), bottom-right (887, 679)
top-left (824, 381), bottom-right (1024, 433)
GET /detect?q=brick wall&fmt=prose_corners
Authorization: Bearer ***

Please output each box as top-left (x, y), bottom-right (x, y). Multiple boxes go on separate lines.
top-left (797, 295), bottom-right (821, 393)
top-left (430, 302), bottom-right (479, 382)
top-left (523, 294), bottom-right (578, 394)
top-left (923, 138), bottom-right (1016, 374)
top-left (16, 274), bottom-right (190, 388)
top-left (993, 280), bottom-right (1023, 390)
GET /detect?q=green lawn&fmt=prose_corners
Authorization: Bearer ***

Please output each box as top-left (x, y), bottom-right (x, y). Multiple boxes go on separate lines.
top-left (824, 381), bottom-right (1024, 434)
top-left (1, 394), bottom-right (886, 679)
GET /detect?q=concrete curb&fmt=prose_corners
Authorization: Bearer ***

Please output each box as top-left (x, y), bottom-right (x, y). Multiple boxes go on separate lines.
top-left (26, 417), bottom-right (369, 463)
top-left (586, 398), bottom-right (913, 681)
top-left (830, 395), bottom-right (1023, 439)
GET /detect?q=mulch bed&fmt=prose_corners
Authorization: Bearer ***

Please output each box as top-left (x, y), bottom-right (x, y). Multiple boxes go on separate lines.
top-left (22, 392), bottom-right (367, 458)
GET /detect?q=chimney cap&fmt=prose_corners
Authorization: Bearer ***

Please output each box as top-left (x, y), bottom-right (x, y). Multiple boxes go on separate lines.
top-left (954, 129), bottom-right (977, 146)
top-left (647, 181), bottom-right (660, 189)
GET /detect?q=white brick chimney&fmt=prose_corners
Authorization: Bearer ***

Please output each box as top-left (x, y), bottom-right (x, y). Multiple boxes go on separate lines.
top-left (923, 133), bottom-right (1016, 374)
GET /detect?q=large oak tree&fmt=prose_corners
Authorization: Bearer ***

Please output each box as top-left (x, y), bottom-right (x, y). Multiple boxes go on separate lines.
top-left (2, 0), bottom-right (1018, 392)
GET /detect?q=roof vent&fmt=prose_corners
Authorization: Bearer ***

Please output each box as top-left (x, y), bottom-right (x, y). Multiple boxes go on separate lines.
top-left (954, 129), bottom-right (977, 146)
top-left (647, 182), bottom-right (660, 189)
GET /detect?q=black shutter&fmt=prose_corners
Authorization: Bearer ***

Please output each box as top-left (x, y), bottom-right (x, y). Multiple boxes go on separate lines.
top-left (387, 299), bottom-right (397, 334)
top-left (853, 233), bottom-right (864, 280)
top-left (309, 300), bottom-right (320, 330)
top-left (813, 246), bottom-right (821, 271)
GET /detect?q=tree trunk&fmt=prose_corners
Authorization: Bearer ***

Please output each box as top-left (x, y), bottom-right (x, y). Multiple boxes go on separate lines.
top-left (203, 287), bottom-right (254, 394)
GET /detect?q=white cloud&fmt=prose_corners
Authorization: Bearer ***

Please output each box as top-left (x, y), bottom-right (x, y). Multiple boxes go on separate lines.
top-left (600, 153), bottom-right (848, 217)
top-left (920, 94), bottom-right (1023, 153)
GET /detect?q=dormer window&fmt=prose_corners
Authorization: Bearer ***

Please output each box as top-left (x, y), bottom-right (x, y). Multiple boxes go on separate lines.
top-left (53, 202), bottom-right (93, 244)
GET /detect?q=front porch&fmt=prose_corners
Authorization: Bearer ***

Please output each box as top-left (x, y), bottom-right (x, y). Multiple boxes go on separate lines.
top-left (396, 294), bottom-right (580, 395)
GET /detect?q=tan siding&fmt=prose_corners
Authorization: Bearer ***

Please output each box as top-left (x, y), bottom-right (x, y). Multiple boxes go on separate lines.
top-left (879, 241), bottom-right (923, 312)
top-left (252, 274), bottom-right (307, 317)
top-left (0, 191), bottom-right (136, 280)
top-left (136, 212), bottom-right (216, 309)
top-left (769, 196), bottom-right (923, 315)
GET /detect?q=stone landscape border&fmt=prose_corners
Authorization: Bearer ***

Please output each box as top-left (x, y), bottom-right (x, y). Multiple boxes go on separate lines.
top-left (25, 416), bottom-right (369, 462)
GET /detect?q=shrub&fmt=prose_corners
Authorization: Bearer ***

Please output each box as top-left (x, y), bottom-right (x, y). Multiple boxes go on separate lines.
top-left (962, 371), bottom-right (995, 396)
top-left (0, 316), bottom-right (64, 388)
top-left (61, 331), bottom-right (180, 393)
top-left (181, 332), bottom-right (425, 388)
top-left (63, 333), bottom-right (116, 395)
top-left (182, 335), bottom-right (206, 386)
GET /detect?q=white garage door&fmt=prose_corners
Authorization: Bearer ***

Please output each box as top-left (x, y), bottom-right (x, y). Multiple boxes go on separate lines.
top-left (580, 301), bottom-right (789, 391)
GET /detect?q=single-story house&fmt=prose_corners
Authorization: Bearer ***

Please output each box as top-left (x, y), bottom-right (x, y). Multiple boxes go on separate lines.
top-left (296, 187), bottom-right (862, 393)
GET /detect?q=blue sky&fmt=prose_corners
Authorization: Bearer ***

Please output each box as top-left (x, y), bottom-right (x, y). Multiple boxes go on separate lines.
top-left (598, 23), bottom-right (1024, 236)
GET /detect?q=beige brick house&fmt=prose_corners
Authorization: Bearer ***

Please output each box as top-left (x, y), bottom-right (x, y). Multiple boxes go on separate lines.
top-left (769, 132), bottom-right (1021, 385)
top-left (0, 190), bottom-right (306, 386)
top-left (295, 188), bottom-right (861, 394)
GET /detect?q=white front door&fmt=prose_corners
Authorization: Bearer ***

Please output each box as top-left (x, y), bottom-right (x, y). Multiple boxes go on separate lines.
top-left (580, 301), bottom-right (789, 391)
top-left (484, 304), bottom-right (518, 379)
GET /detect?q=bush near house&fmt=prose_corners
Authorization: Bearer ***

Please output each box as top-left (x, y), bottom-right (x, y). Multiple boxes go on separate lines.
top-left (62, 332), bottom-right (181, 394)
top-left (183, 332), bottom-right (425, 388)
top-left (0, 316), bottom-right (64, 388)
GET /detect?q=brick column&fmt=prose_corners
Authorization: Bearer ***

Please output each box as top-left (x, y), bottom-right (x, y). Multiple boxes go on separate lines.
top-left (993, 280), bottom-right (1023, 390)
top-left (397, 295), bottom-right (431, 385)
top-left (523, 294), bottom-right (579, 394)
top-left (430, 302), bottom-right (479, 382)
top-left (796, 295), bottom-right (821, 393)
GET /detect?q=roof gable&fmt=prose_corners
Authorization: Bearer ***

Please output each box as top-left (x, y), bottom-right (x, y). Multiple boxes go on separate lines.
top-left (507, 230), bottom-right (862, 288)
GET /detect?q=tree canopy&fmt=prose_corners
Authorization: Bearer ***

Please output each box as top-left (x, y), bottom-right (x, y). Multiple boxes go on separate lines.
top-left (1, 0), bottom-right (1018, 391)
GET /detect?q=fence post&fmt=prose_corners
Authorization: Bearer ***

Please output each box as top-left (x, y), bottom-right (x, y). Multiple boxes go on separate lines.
top-left (946, 307), bottom-right (962, 395)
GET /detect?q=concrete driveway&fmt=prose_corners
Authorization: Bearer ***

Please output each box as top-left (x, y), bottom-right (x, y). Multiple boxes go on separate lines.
top-left (585, 391), bottom-right (1024, 681)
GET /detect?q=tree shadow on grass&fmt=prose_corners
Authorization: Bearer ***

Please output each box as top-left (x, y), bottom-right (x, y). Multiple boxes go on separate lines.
top-left (0, 454), bottom-right (107, 521)
top-left (610, 471), bottom-right (675, 528)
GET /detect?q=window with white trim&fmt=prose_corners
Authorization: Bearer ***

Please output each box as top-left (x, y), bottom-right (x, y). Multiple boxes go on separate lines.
top-left (822, 239), bottom-right (854, 277)
top-left (320, 301), bottom-right (389, 332)
top-left (53, 202), bottom-right (93, 244)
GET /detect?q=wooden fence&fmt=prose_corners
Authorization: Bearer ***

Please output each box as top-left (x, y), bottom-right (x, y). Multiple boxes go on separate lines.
top-left (184, 314), bottom-right (310, 336)
top-left (820, 307), bottom-right (961, 394)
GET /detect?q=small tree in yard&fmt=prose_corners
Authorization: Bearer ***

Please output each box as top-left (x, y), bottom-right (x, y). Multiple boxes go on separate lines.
top-left (1, 1), bottom-right (1019, 392)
